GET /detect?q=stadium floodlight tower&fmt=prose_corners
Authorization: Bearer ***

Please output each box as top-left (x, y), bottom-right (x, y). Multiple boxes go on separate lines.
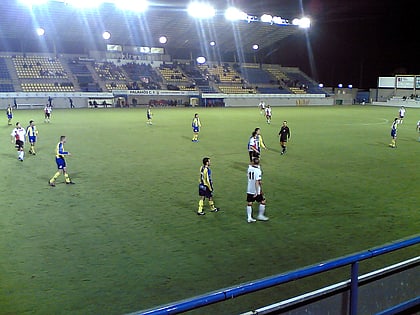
top-left (187, 2), bottom-right (216, 19)
top-left (159, 36), bottom-right (168, 44)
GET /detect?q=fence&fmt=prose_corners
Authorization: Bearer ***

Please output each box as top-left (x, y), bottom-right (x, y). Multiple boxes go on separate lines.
top-left (131, 236), bottom-right (420, 315)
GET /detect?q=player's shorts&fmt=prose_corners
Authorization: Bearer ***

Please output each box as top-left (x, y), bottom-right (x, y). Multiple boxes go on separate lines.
top-left (193, 126), bottom-right (200, 133)
top-left (7, 114), bottom-right (12, 119)
top-left (147, 114), bottom-right (152, 120)
top-left (247, 193), bottom-right (265, 203)
top-left (45, 113), bottom-right (51, 118)
top-left (391, 130), bottom-right (397, 138)
top-left (280, 137), bottom-right (288, 143)
top-left (28, 136), bottom-right (37, 143)
top-left (199, 184), bottom-right (213, 198)
top-left (55, 157), bottom-right (66, 169)
top-left (15, 140), bottom-right (24, 149)
top-left (399, 115), bottom-right (404, 119)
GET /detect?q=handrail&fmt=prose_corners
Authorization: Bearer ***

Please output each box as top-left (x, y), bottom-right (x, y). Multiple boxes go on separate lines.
top-left (132, 236), bottom-right (420, 315)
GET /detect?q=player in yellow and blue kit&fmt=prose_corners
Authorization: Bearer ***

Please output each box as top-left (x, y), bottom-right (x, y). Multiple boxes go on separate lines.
top-left (26, 120), bottom-right (39, 155)
top-left (49, 136), bottom-right (75, 186)
top-left (6, 104), bottom-right (13, 125)
top-left (146, 106), bottom-right (153, 125)
top-left (192, 113), bottom-right (201, 142)
top-left (197, 157), bottom-right (219, 215)
top-left (389, 118), bottom-right (398, 148)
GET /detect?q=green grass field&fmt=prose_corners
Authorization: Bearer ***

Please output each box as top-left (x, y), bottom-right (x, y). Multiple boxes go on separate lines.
top-left (1, 105), bottom-right (419, 315)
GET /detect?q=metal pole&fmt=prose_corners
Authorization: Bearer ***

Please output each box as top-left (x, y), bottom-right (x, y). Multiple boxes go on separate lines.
top-left (350, 261), bottom-right (359, 315)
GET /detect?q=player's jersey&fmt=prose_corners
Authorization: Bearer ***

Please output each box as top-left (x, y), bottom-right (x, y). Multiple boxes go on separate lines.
top-left (55, 142), bottom-right (69, 158)
top-left (147, 109), bottom-right (152, 119)
top-left (391, 121), bottom-right (398, 137)
top-left (417, 120), bottom-right (420, 130)
top-left (265, 107), bottom-right (272, 116)
top-left (257, 134), bottom-right (266, 150)
top-left (248, 136), bottom-right (258, 152)
top-left (11, 127), bottom-right (26, 141)
top-left (399, 108), bottom-right (405, 118)
top-left (200, 165), bottom-right (213, 191)
top-left (247, 165), bottom-right (262, 195)
top-left (192, 117), bottom-right (201, 128)
top-left (6, 107), bottom-right (12, 116)
top-left (26, 125), bottom-right (38, 137)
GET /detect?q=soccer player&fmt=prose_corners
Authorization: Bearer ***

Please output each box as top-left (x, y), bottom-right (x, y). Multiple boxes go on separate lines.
top-left (246, 157), bottom-right (268, 223)
top-left (278, 120), bottom-right (291, 155)
top-left (389, 117), bottom-right (398, 148)
top-left (258, 100), bottom-right (265, 115)
top-left (10, 122), bottom-right (26, 161)
top-left (192, 113), bottom-right (201, 142)
top-left (26, 120), bottom-right (39, 155)
top-left (265, 105), bottom-right (272, 124)
top-left (49, 136), bottom-right (75, 186)
top-left (6, 104), bottom-right (13, 125)
top-left (416, 119), bottom-right (420, 141)
top-left (255, 127), bottom-right (267, 156)
top-left (398, 106), bottom-right (406, 124)
top-left (146, 106), bottom-right (153, 125)
top-left (248, 131), bottom-right (260, 162)
top-left (197, 157), bottom-right (219, 215)
top-left (44, 104), bottom-right (52, 123)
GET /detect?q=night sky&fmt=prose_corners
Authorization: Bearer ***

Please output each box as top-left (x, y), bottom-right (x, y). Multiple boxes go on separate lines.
top-left (238, 0), bottom-right (417, 89)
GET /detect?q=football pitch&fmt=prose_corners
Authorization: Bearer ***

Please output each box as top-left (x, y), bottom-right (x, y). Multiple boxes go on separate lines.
top-left (1, 105), bottom-right (419, 315)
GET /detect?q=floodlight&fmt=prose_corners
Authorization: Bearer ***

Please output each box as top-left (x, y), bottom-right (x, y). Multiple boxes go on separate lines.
top-left (272, 16), bottom-right (287, 25)
top-left (112, 0), bottom-right (148, 12)
top-left (224, 7), bottom-right (248, 21)
top-left (159, 36), bottom-right (168, 44)
top-left (338, 84), bottom-right (343, 88)
top-left (209, 41), bottom-right (216, 46)
top-left (299, 17), bottom-right (311, 28)
top-left (188, 2), bottom-right (215, 19)
top-left (348, 84), bottom-right (353, 89)
top-left (36, 27), bottom-right (45, 36)
top-left (252, 44), bottom-right (259, 50)
top-left (102, 31), bottom-right (111, 40)
top-left (196, 56), bottom-right (206, 64)
top-left (260, 14), bottom-right (273, 23)
top-left (318, 83), bottom-right (324, 88)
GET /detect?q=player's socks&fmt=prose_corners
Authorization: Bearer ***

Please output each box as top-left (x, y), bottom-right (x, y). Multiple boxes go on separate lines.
top-left (198, 199), bottom-right (204, 213)
top-left (50, 171), bottom-right (60, 183)
top-left (209, 200), bottom-right (216, 211)
top-left (258, 204), bottom-right (266, 217)
top-left (64, 174), bottom-right (72, 183)
top-left (246, 206), bottom-right (253, 219)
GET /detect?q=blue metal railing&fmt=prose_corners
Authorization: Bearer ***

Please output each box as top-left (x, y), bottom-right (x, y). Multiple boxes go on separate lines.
top-left (132, 236), bottom-right (420, 315)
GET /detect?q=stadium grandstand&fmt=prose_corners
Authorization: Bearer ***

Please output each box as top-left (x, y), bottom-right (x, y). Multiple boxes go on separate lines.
top-left (0, 0), bottom-right (344, 109)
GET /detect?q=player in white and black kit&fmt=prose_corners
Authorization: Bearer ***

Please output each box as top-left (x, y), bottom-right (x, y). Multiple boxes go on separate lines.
top-left (398, 106), bottom-right (406, 124)
top-left (246, 157), bottom-right (268, 223)
top-left (10, 122), bottom-right (26, 161)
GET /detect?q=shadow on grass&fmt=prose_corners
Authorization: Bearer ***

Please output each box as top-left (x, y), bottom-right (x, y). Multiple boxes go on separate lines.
top-left (232, 161), bottom-right (249, 172)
